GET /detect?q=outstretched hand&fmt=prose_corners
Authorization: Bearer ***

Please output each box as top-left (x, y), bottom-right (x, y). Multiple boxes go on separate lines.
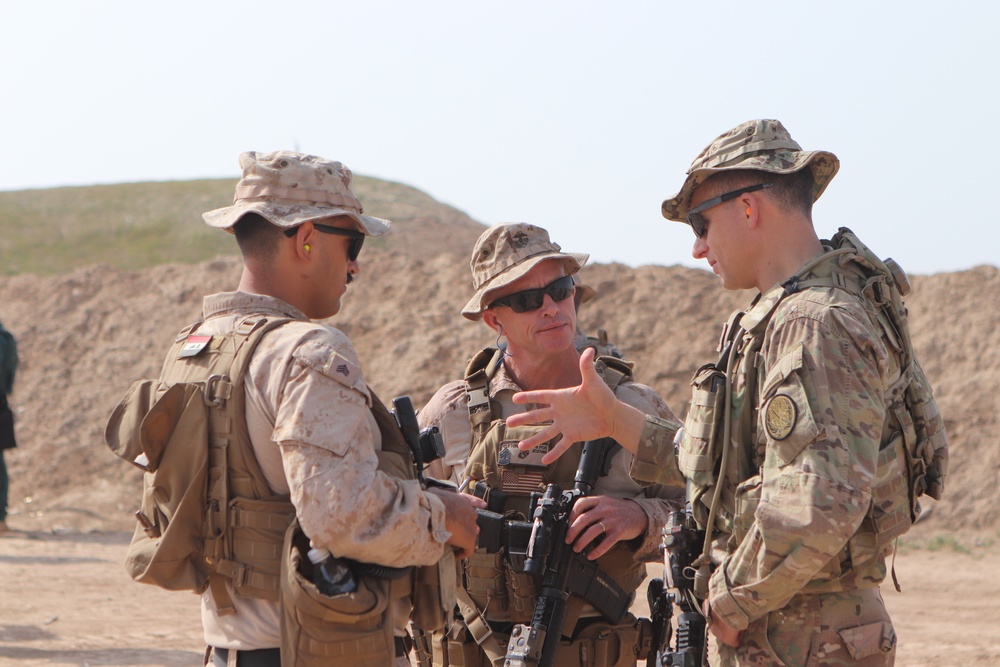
top-left (506, 348), bottom-right (618, 464)
top-left (507, 348), bottom-right (647, 464)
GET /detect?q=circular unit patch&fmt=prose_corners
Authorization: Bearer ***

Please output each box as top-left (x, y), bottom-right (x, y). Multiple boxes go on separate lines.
top-left (764, 394), bottom-right (797, 441)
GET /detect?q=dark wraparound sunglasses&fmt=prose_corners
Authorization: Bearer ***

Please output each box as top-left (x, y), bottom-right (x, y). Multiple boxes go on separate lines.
top-left (487, 275), bottom-right (576, 313)
top-left (284, 222), bottom-right (365, 261)
top-left (686, 182), bottom-right (772, 238)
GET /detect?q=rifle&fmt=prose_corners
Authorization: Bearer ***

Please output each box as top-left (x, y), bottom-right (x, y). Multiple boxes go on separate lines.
top-left (504, 438), bottom-right (632, 667)
top-left (646, 311), bottom-right (742, 664)
top-left (392, 396), bottom-right (507, 543)
top-left (646, 507), bottom-right (707, 667)
top-left (392, 396), bottom-right (447, 489)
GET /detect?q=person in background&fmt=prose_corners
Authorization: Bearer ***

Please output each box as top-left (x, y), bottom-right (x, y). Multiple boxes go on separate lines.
top-left (0, 319), bottom-right (17, 534)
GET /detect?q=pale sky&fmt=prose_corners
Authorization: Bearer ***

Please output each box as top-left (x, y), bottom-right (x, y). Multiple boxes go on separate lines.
top-left (3, 1), bottom-right (997, 275)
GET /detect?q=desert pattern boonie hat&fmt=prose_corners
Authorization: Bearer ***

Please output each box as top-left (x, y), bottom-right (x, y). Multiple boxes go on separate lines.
top-left (203, 150), bottom-right (390, 236)
top-left (461, 223), bottom-right (589, 321)
top-left (661, 119), bottom-right (840, 223)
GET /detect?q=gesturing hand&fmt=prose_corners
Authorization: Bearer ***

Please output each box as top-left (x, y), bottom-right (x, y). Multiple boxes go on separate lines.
top-left (506, 349), bottom-right (618, 464)
top-left (506, 348), bottom-right (649, 464)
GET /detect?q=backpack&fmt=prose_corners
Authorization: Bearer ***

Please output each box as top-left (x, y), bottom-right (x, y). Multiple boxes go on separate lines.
top-left (105, 315), bottom-right (295, 610)
top-left (829, 228), bottom-right (948, 507)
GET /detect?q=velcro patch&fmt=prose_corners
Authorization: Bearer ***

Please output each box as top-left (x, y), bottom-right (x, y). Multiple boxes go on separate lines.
top-left (292, 336), bottom-right (369, 401)
top-left (497, 440), bottom-right (548, 469)
top-left (765, 394), bottom-right (797, 440)
top-left (178, 335), bottom-right (212, 358)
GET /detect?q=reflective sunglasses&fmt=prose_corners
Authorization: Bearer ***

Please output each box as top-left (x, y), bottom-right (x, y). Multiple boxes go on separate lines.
top-left (488, 275), bottom-right (576, 313)
top-left (686, 182), bottom-right (772, 238)
top-left (284, 222), bottom-right (365, 261)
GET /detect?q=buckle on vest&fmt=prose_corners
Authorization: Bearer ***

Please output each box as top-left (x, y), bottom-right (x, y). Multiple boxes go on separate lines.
top-left (781, 274), bottom-right (801, 294)
top-left (864, 275), bottom-right (889, 306)
top-left (204, 374), bottom-right (231, 407)
top-left (467, 387), bottom-right (490, 414)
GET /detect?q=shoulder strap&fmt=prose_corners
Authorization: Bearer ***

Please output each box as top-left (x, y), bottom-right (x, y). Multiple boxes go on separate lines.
top-left (464, 347), bottom-right (505, 439)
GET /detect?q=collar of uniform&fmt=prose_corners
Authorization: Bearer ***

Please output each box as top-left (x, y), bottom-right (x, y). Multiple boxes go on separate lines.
top-left (739, 283), bottom-right (788, 333)
top-left (202, 291), bottom-right (310, 322)
top-left (488, 358), bottom-right (524, 397)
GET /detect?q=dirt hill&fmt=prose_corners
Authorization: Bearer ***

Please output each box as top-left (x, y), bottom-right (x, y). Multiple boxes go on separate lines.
top-left (0, 182), bottom-right (996, 535)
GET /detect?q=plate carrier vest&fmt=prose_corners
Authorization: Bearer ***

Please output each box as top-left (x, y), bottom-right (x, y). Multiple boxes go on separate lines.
top-left (107, 315), bottom-right (422, 665)
top-left (446, 347), bottom-right (648, 666)
top-left (678, 228), bottom-right (947, 593)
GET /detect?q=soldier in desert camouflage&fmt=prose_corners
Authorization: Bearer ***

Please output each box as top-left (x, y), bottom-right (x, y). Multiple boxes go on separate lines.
top-left (505, 120), bottom-right (946, 666)
top-left (417, 223), bottom-right (682, 666)
top-left (186, 151), bottom-right (481, 667)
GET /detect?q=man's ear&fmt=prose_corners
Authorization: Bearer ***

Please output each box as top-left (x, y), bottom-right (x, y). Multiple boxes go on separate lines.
top-left (741, 193), bottom-right (761, 230)
top-left (290, 222), bottom-right (317, 260)
top-left (482, 309), bottom-right (502, 334)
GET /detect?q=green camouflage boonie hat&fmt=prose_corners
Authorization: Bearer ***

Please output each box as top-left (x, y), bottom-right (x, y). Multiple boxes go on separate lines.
top-left (202, 150), bottom-right (390, 236)
top-left (461, 223), bottom-right (589, 321)
top-left (661, 119), bottom-right (840, 224)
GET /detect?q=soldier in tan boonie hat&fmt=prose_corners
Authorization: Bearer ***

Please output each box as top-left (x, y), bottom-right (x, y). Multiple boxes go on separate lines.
top-left (461, 223), bottom-right (589, 321)
top-left (120, 148), bottom-right (483, 666)
top-left (203, 150), bottom-right (391, 237)
top-left (661, 119), bottom-right (839, 226)
top-left (418, 222), bottom-right (683, 666)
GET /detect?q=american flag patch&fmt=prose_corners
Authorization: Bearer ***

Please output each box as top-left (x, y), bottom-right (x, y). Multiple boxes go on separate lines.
top-left (501, 469), bottom-right (545, 496)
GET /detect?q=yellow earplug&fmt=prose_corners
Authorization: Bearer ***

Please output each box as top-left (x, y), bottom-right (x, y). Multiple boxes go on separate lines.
top-left (304, 244), bottom-right (311, 252)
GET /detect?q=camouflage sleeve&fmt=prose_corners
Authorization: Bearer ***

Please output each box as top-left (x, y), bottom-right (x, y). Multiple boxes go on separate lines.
top-left (629, 415), bottom-right (685, 488)
top-left (708, 296), bottom-right (886, 630)
top-left (271, 327), bottom-right (447, 568)
top-left (418, 380), bottom-right (471, 486)
top-left (615, 383), bottom-right (686, 559)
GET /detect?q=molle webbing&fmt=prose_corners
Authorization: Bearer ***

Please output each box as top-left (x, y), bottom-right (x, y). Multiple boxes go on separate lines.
top-left (159, 316), bottom-right (296, 613)
top-left (454, 349), bottom-right (642, 664)
top-left (464, 347), bottom-right (505, 441)
top-left (695, 229), bottom-right (946, 589)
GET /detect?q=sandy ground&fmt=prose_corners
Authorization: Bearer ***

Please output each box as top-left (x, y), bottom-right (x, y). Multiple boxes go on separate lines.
top-left (1, 523), bottom-right (997, 667)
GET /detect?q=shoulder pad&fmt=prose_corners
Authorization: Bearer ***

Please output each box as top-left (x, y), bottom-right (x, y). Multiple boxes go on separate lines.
top-left (596, 355), bottom-right (634, 378)
top-left (464, 347), bottom-right (503, 381)
top-left (594, 355), bottom-right (634, 389)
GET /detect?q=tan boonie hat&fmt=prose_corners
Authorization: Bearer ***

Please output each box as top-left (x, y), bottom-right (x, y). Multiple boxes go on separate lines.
top-left (202, 150), bottom-right (390, 236)
top-left (661, 119), bottom-right (840, 223)
top-left (461, 223), bottom-right (589, 321)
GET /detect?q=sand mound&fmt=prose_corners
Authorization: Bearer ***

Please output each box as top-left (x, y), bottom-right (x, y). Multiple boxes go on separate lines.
top-left (1, 221), bottom-right (995, 534)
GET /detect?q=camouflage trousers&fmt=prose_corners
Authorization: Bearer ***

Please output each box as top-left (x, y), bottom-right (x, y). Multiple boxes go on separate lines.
top-left (713, 587), bottom-right (896, 667)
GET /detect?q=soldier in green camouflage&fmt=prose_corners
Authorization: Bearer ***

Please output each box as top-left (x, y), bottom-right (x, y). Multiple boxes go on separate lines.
top-left (504, 119), bottom-right (947, 666)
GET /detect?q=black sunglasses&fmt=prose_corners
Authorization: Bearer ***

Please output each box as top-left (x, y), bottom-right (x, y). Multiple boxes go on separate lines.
top-left (487, 275), bottom-right (576, 313)
top-left (284, 222), bottom-right (365, 261)
top-left (686, 183), bottom-right (773, 238)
